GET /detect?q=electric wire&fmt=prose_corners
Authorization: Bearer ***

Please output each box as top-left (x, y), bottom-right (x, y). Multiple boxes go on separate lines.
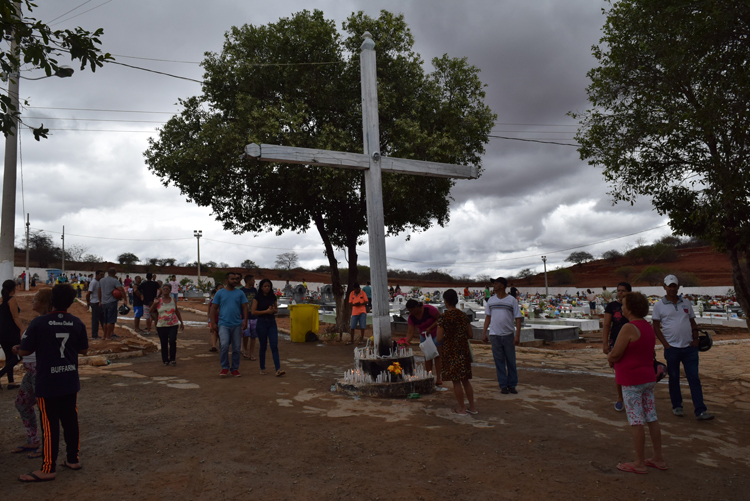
top-left (47, 0), bottom-right (94, 24)
top-left (50, 0), bottom-right (114, 27)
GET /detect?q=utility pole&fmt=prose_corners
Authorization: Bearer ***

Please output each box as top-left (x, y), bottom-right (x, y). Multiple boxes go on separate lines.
top-left (61, 226), bottom-right (65, 275)
top-left (542, 256), bottom-right (548, 297)
top-left (24, 213), bottom-right (29, 290)
top-left (194, 230), bottom-right (202, 286)
top-left (0, 0), bottom-right (21, 284)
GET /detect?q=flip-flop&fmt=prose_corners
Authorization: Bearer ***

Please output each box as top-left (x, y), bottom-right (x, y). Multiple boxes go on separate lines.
top-left (644, 459), bottom-right (667, 471)
top-left (19, 472), bottom-right (55, 482)
top-left (250, 357), bottom-right (257, 361)
top-left (11, 444), bottom-right (39, 454)
top-left (466, 409), bottom-right (479, 415)
top-left (242, 354), bottom-right (251, 359)
top-left (451, 408), bottom-right (468, 416)
top-left (28, 451), bottom-right (42, 459)
top-left (276, 370), bottom-right (286, 377)
top-left (616, 462), bottom-right (647, 474)
top-left (62, 461), bottom-right (82, 471)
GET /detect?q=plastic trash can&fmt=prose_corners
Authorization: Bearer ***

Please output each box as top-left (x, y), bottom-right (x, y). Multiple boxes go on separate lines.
top-left (288, 304), bottom-right (320, 343)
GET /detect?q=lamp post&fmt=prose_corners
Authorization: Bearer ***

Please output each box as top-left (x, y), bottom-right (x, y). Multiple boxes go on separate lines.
top-left (194, 230), bottom-right (202, 286)
top-left (542, 256), bottom-right (548, 297)
top-left (24, 213), bottom-right (29, 290)
top-left (61, 226), bottom-right (65, 275)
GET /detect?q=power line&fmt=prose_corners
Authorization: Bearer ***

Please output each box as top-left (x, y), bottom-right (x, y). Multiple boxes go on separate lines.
top-left (22, 126), bottom-right (154, 133)
top-left (489, 135), bottom-right (579, 147)
top-left (50, 0), bottom-right (114, 27)
top-left (27, 106), bottom-right (177, 114)
top-left (105, 60), bottom-right (202, 83)
top-left (110, 54), bottom-right (201, 64)
top-left (22, 116), bottom-right (167, 124)
top-left (48, 0), bottom-right (94, 24)
top-left (30, 227), bottom-right (193, 242)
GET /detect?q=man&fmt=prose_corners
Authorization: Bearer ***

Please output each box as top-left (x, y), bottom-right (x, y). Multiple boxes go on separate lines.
top-left (482, 277), bottom-right (523, 394)
top-left (601, 286), bottom-right (613, 303)
top-left (240, 274), bottom-right (258, 361)
top-left (602, 282), bottom-right (632, 412)
top-left (653, 275), bottom-right (714, 421)
top-left (168, 275), bottom-right (179, 303)
top-left (139, 273), bottom-right (160, 334)
top-left (362, 281), bottom-right (372, 312)
top-left (15, 284), bottom-right (89, 482)
top-left (484, 285), bottom-right (491, 300)
top-left (123, 274), bottom-right (132, 290)
top-left (98, 267), bottom-right (128, 341)
top-left (132, 276), bottom-right (145, 333)
top-left (348, 282), bottom-right (368, 344)
top-left (509, 282), bottom-right (519, 299)
top-left (85, 270), bottom-right (105, 339)
top-left (283, 280), bottom-right (292, 297)
top-left (463, 286), bottom-right (470, 299)
top-left (209, 272), bottom-right (248, 377)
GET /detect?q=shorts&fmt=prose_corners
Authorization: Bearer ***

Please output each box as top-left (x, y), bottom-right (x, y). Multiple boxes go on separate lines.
top-left (351, 312), bottom-right (367, 330)
top-left (589, 302), bottom-right (596, 310)
top-left (420, 333), bottom-right (443, 347)
top-left (622, 382), bottom-right (658, 426)
top-left (243, 319), bottom-right (258, 338)
top-left (133, 305), bottom-right (144, 318)
top-left (143, 304), bottom-right (152, 320)
top-left (101, 301), bottom-right (118, 324)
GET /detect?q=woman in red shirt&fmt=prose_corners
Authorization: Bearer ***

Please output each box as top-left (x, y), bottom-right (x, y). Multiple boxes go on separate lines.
top-left (607, 292), bottom-right (666, 474)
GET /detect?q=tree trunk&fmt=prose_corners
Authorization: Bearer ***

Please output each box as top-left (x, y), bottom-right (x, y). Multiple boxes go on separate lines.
top-left (312, 213), bottom-right (351, 338)
top-left (727, 246), bottom-right (750, 331)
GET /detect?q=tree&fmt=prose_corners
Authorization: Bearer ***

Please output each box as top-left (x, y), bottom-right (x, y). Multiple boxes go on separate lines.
top-left (0, 0), bottom-right (110, 140)
top-left (573, 0), bottom-right (750, 328)
top-left (145, 10), bottom-right (494, 333)
top-left (275, 252), bottom-right (299, 270)
top-left (158, 258), bottom-right (176, 267)
top-left (118, 252), bottom-right (139, 265)
top-left (241, 259), bottom-right (258, 269)
top-left (23, 230), bottom-right (60, 267)
top-left (565, 251), bottom-right (594, 266)
top-left (601, 249), bottom-right (622, 263)
top-left (615, 265), bottom-right (635, 282)
top-left (63, 244), bottom-right (88, 262)
top-left (517, 268), bottom-right (534, 279)
top-left (641, 266), bottom-right (668, 286)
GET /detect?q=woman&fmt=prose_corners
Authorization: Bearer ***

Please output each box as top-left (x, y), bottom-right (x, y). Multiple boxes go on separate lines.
top-left (251, 279), bottom-right (285, 376)
top-left (10, 287), bottom-right (52, 457)
top-left (207, 284), bottom-right (224, 352)
top-left (404, 299), bottom-right (443, 385)
top-left (149, 284), bottom-right (185, 366)
top-left (602, 282), bottom-right (632, 412)
top-left (0, 279), bottom-right (24, 389)
top-left (586, 289), bottom-right (597, 316)
top-left (608, 292), bottom-right (666, 474)
top-left (436, 289), bottom-right (477, 415)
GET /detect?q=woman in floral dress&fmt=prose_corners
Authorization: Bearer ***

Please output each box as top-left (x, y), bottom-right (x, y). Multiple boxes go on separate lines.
top-left (436, 289), bottom-right (477, 416)
top-left (149, 284), bottom-right (185, 366)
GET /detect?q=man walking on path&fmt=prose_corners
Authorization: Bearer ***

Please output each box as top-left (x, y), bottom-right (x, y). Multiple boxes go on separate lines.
top-left (98, 268), bottom-right (128, 341)
top-left (653, 275), bottom-right (714, 421)
top-left (85, 270), bottom-right (105, 339)
top-left (132, 276), bottom-right (145, 333)
top-left (210, 272), bottom-right (248, 377)
top-left (168, 275), bottom-right (179, 303)
top-left (348, 282), bottom-right (368, 345)
top-left (482, 277), bottom-right (523, 394)
top-left (139, 273), bottom-right (160, 334)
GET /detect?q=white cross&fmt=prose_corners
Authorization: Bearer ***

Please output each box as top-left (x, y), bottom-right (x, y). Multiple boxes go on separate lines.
top-left (245, 32), bottom-right (476, 356)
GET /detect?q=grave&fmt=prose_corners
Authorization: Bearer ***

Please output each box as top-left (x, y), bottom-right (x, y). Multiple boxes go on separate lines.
top-left (526, 323), bottom-right (580, 342)
top-left (292, 284), bottom-right (307, 303)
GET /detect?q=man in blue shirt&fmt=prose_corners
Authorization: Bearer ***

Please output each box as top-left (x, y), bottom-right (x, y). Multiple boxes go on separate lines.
top-left (209, 272), bottom-right (248, 377)
top-left (362, 281), bottom-right (372, 312)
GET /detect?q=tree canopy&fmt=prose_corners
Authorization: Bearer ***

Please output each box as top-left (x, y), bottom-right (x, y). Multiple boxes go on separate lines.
top-left (566, 251), bottom-right (594, 266)
top-left (145, 10), bottom-right (495, 331)
top-left (573, 0), bottom-right (750, 326)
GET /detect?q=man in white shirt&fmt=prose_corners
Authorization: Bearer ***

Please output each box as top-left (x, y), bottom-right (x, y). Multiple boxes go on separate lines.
top-left (652, 275), bottom-right (713, 420)
top-left (85, 270), bottom-right (105, 339)
top-left (482, 277), bottom-right (523, 394)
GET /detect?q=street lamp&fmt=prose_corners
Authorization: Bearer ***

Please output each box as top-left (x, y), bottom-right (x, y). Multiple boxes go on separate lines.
top-left (194, 230), bottom-right (202, 285)
top-left (541, 256), bottom-right (548, 297)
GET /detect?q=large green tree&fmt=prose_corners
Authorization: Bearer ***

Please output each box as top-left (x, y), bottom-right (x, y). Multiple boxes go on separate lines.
top-left (573, 0), bottom-right (750, 328)
top-left (145, 10), bottom-right (495, 332)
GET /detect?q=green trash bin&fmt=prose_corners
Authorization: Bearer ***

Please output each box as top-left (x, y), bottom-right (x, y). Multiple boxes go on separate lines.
top-left (288, 304), bottom-right (320, 342)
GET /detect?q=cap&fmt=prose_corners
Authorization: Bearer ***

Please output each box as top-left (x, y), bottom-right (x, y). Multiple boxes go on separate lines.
top-left (664, 274), bottom-right (679, 286)
top-left (491, 277), bottom-right (508, 287)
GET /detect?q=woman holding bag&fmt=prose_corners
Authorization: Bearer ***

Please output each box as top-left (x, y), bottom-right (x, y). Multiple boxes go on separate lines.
top-left (404, 299), bottom-right (443, 385)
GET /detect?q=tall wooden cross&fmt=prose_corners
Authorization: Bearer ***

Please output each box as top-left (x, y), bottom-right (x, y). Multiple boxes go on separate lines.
top-left (245, 32), bottom-right (477, 356)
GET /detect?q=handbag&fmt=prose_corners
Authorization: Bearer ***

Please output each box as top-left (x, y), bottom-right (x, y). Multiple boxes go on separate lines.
top-left (467, 340), bottom-right (475, 363)
top-left (419, 334), bottom-right (439, 361)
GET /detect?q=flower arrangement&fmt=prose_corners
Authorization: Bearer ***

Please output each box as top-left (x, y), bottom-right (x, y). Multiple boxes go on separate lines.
top-left (396, 337), bottom-right (409, 347)
top-left (387, 362), bottom-right (403, 375)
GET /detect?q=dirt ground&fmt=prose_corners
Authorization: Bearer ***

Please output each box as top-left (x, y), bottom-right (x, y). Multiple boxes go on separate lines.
top-left (1, 291), bottom-right (749, 500)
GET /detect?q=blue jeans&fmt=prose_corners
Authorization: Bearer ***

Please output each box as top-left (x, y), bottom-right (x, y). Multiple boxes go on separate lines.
top-left (490, 335), bottom-right (518, 389)
top-left (664, 345), bottom-right (707, 416)
top-left (171, 293), bottom-right (178, 303)
top-left (257, 317), bottom-right (280, 371)
top-left (219, 325), bottom-right (242, 371)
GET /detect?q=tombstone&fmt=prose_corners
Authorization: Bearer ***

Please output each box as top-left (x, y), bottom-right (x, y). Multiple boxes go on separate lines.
top-left (464, 308), bottom-right (477, 323)
top-left (320, 284), bottom-right (335, 303)
top-left (292, 284), bottom-right (307, 303)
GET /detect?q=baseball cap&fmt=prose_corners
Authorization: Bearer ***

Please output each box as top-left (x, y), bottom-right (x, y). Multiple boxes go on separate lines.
top-left (491, 277), bottom-right (508, 287)
top-left (664, 275), bottom-right (679, 286)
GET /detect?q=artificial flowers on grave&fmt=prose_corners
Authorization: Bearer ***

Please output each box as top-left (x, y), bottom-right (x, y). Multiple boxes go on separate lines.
top-left (388, 362), bottom-right (403, 375)
top-left (397, 337), bottom-right (409, 347)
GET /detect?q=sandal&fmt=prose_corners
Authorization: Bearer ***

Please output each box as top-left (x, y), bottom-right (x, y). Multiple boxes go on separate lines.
top-left (19, 471), bottom-right (55, 482)
top-left (260, 370), bottom-right (268, 375)
top-left (11, 444), bottom-right (40, 454)
top-left (250, 357), bottom-right (257, 361)
top-left (28, 451), bottom-right (42, 459)
top-left (276, 370), bottom-right (286, 377)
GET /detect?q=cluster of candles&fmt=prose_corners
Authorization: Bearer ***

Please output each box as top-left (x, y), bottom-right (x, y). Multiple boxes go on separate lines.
top-left (342, 364), bottom-right (433, 385)
top-left (354, 346), bottom-right (414, 360)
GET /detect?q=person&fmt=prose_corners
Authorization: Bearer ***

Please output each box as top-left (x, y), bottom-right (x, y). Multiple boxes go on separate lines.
top-left (404, 299), bottom-right (443, 385)
top-left (348, 282), bottom-right (368, 345)
top-left (139, 273), bottom-right (161, 334)
top-left (86, 270), bottom-right (105, 339)
top-left (16, 284), bottom-right (89, 482)
top-left (149, 283), bottom-right (185, 366)
top-left (601, 286), bottom-right (613, 303)
top-left (653, 275), bottom-right (714, 420)
top-left (302, 279), bottom-right (308, 291)
top-left (168, 275), bottom-right (179, 303)
top-left (394, 284), bottom-right (401, 296)
top-left (98, 267), bottom-right (128, 341)
top-left (607, 291), bottom-right (666, 474)
top-left (586, 289), bottom-right (597, 316)
top-left (388, 285), bottom-right (394, 299)
top-left (463, 286), bottom-right (470, 299)
top-left (484, 285), bottom-right (491, 300)
top-left (209, 272), bottom-right (248, 377)
top-left (11, 287), bottom-right (52, 458)
top-left (509, 283), bottom-right (519, 299)
top-left (362, 281), bottom-right (372, 313)
top-left (436, 289), bottom-right (476, 415)
top-left (132, 276), bottom-right (145, 333)
top-left (602, 282), bottom-right (632, 412)
top-left (207, 284), bottom-right (224, 352)
top-left (0, 280), bottom-right (24, 389)
top-left (283, 280), bottom-right (292, 297)
top-left (251, 279), bottom-right (285, 377)
top-left (240, 274), bottom-right (258, 360)
top-left (482, 277), bottom-right (522, 394)
top-left (123, 275), bottom-right (132, 291)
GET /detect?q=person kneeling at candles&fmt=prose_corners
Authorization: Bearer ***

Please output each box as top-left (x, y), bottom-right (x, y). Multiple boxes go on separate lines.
top-left (405, 299), bottom-right (442, 385)
top-left (436, 289), bottom-right (477, 415)
top-left (607, 292), bottom-right (666, 474)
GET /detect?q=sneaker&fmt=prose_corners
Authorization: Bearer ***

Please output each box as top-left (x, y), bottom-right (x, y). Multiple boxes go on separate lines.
top-left (501, 387), bottom-right (510, 394)
top-left (508, 387), bottom-right (518, 394)
top-left (614, 401), bottom-right (624, 412)
top-left (231, 370), bottom-right (241, 377)
top-left (170, 361), bottom-right (177, 366)
top-left (672, 407), bottom-right (685, 417)
top-left (696, 411), bottom-right (715, 421)
top-left (163, 362), bottom-right (169, 366)
top-left (219, 369), bottom-right (229, 377)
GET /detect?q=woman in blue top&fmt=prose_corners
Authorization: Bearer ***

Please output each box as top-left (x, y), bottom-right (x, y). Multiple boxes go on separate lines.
top-left (251, 279), bottom-right (285, 377)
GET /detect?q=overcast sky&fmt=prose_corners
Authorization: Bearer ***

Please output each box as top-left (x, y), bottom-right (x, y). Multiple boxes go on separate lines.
top-left (2, 0), bottom-right (671, 278)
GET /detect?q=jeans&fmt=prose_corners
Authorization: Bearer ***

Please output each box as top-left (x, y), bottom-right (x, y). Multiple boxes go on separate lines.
top-left (171, 292), bottom-right (178, 303)
top-left (490, 335), bottom-right (518, 389)
top-left (257, 317), bottom-right (280, 371)
top-left (90, 303), bottom-right (103, 338)
top-left (157, 325), bottom-right (178, 363)
top-left (219, 324), bottom-right (242, 371)
top-left (664, 345), bottom-right (707, 416)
